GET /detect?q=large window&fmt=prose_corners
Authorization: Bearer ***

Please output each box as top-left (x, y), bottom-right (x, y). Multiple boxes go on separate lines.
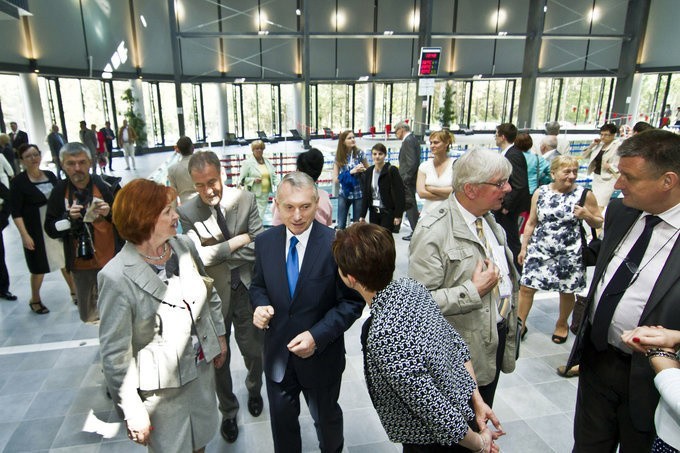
top-left (202, 83), bottom-right (221, 143)
top-left (0, 74), bottom-right (26, 133)
top-left (468, 80), bottom-right (518, 130)
top-left (158, 83), bottom-right (179, 145)
top-left (535, 77), bottom-right (615, 129)
top-left (391, 82), bottom-right (416, 124)
top-left (316, 84), bottom-right (353, 132)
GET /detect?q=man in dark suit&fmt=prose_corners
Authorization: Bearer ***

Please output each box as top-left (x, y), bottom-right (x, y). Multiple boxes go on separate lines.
top-left (493, 123), bottom-right (530, 270)
top-left (9, 121), bottom-right (28, 151)
top-left (395, 121), bottom-right (420, 240)
top-left (100, 121), bottom-right (115, 172)
top-left (177, 151), bottom-right (265, 443)
top-left (250, 172), bottom-right (363, 453)
top-left (47, 124), bottom-right (66, 178)
top-left (567, 129), bottom-right (680, 452)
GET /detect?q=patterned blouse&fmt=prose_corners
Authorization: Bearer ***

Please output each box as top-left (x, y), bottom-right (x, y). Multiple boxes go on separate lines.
top-left (338, 149), bottom-right (365, 199)
top-left (361, 278), bottom-right (476, 446)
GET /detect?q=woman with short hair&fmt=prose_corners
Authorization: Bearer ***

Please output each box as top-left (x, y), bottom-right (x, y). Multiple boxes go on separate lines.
top-left (359, 143), bottom-right (405, 232)
top-left (333, 223), bottom-right (504, 453)
top-left (239, 139), bottom-right (278, 219)
top-left (98, 178), bottom-right (227, 452)
top-left (582, 123), bottom-right (621, 209)
top-left (517, 156), bottom-right (603, 344)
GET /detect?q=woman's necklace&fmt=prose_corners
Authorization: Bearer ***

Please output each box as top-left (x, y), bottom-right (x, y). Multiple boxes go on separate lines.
top-left (139, 242), bottom-right (169, 261)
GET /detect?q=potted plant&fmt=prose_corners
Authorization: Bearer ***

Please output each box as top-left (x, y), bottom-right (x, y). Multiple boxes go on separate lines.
top-left (438, 81), bottom-right (456, 128)
top-left (121, 88), bottom-right (148, 152)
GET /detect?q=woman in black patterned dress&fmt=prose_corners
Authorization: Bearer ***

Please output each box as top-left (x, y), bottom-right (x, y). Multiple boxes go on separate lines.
top-left (332, 223), bottom-right (504, 453)
top-left (11, 144), bottom-right (75, 314)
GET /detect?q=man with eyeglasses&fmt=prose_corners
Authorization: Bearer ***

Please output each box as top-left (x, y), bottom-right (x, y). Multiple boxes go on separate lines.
top-left (45, 142), bottom-right (121, 323)
top-left (493, 123), bottom-right (530, 271)
top-left (567, 129), bottom-right (680, 452)
top-left (409, 148), bottom-right (519, 408)
top-left (177, 151), bottom-right (265, 443)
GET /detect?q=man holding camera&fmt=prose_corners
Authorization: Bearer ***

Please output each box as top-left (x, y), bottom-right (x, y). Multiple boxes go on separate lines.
top-left (45, 142), bottom-right (121, 323)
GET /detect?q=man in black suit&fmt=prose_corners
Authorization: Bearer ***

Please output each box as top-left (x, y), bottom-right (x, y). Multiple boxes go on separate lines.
top-left (395, 121), bottom-right (420, 240)
top-left (100, 121), bottom-right (115, 172)
top-left (493, 123), bottom-right (530, 270)
top-left (9, 121), bottom-right (28, 152)
top-left (250, 172), bottom-right (363, 452)
top-left (47, 124), bottom-right (66, 178)
top-left (567, 129), bottom-right (680, 452)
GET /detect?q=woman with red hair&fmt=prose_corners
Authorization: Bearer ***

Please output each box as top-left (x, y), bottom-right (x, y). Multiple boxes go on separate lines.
top-left (98, 178), bottom-right (227, 452)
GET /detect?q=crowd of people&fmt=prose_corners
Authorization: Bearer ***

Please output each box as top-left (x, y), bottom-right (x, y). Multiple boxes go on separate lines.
top-left (0, 116), bottom-right (679, 453)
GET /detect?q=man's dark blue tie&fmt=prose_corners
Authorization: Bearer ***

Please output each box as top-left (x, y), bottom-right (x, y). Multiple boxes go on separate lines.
top-left (287, 236), bottom-right (299, 299)
top-left (590, 215), bottom-right (662, 351)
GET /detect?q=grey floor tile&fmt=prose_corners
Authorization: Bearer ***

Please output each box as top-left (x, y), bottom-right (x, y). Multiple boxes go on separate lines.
top-left (56, 346), bottom-right (100, 369)
top-left (3, 415), bottom-right (64, 452)
top-left (0, 421), bottom-right (20, 451)
top-left (496, 385), bottom-right (562, 420)
top-left (41, 366), bottom-right (88, 391)
top-left (99, 440), bottom-right (146, 452)
top-left (343, 407), bottom-right (390, 447)
top-left (494, 419), bottom-right (554, 453)
top-left (16, 350), bottom-right (64, 372)
top-left (489, 395), bottom-right (521, 424)
top-left (0, 369), bottom-right (49, 396)
top-left (513, 357), bottom-right (565, 385)
top-left (51, 411), bottom-right (111, 448)
top-left (0, 354), bottom-right (25, 373)
top-left (348, 440), bottom-right (400, 452)
top-left (525, 413), bottom-right (574, 453)
top-left (68, 386), bottom-right (115, 415)
top-left (534, 380), bottom-right (578, 412)
top-left (206, 420), bottom-right (274, 453)
top-left (49, 444), bottom-right (101, 453)
top-left (0, 393), bottom-right (35, 423)
top-left (24, 389), bottom-right (78, 420)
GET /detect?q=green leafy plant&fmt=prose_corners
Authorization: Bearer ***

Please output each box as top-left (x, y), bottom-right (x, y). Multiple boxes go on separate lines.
top-left (121, 88), bottom-right (147, 148)
top-left (438, 81), bottom-right (456, 128)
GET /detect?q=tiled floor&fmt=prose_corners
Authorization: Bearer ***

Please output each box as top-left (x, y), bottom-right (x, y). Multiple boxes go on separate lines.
top-left (0, 144), bottom-right (580, 452)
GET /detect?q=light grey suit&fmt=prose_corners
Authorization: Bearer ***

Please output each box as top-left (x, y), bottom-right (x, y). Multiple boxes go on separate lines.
top-left (98, 236), bottom-right (226, 451)
top-left (178, 187), bottom-right (265, 420)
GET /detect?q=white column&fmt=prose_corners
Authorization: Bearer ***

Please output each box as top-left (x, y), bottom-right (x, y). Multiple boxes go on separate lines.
top-left (217, 83), bottom-right (230, 138)
top-left (19, 73), bottom-right (47, 147)
top-left (293, 82), bottom-right (303, 134)
top-left (130, 79), bottom-right (146, 123)
top-left (628, 73), bottom-right (643, 125)
top-left (364, 82), bottom-right (375, 132)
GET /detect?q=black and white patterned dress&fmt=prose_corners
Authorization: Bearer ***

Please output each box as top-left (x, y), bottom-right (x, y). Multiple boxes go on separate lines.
top-left (361, 277), bottom-right (476, 446)
top-left (520, 184), bottom-right (586, 293)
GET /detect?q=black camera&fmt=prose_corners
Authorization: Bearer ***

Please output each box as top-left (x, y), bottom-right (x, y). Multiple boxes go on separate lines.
top-left (74, 191), bottom-right (94, 260)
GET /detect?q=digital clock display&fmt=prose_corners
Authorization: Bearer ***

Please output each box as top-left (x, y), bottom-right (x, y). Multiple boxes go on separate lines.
top-left (418, 47), bottom-right (441, 76)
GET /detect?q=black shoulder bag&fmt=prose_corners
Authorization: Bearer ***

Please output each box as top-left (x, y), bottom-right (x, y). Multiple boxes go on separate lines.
top-left (578, 188), bottom-right (601, 267)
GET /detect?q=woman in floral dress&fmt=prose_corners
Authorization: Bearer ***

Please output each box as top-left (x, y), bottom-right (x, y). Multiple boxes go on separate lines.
top-left (517, 156), bottom-right (603, 344)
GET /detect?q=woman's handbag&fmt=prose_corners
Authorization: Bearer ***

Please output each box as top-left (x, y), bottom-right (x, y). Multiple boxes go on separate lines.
top-left (578, 188), bottom-right (601, 267)
top-left (570, 295), bottom-right (588, 335)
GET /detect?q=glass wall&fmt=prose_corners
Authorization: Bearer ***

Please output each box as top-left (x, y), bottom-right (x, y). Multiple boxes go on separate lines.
top-left (316, 84), bottom-right (353, 132)
top-left (280, 84), bottom-right (296, 134)
top-left (354, 83), bottom-right (366, 133)
top-left (534, 77), bottom-right (615, 129)
top-left (158, 83), bottom-right (179, 145)
top-left (0, 74), bottom-right (26, 133)
top-left (202, 83), bottom-right (221, 142)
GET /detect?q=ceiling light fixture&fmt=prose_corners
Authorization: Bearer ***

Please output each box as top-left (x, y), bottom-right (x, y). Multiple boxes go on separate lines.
top-left (383, 30), bottom-right (394, 35)
top-left (234, 78), bottom-right (246, 83)
top-left (296, 8), bottom-right (301, 16)
top-left (140, 15), bottom-right (147, 27)
top-left (358, 76), bottom-right (369, 81)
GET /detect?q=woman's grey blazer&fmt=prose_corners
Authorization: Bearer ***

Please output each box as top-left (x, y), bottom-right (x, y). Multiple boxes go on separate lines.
top-left (98, 235), bottom-right (226, 424)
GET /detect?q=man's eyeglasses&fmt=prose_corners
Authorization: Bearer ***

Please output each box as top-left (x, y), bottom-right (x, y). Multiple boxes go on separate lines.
top-left (478, 179), bottom-right (508, 189)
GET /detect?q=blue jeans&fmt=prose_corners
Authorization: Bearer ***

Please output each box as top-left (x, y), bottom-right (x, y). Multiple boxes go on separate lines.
top-left (336, 196), bottom-right (362, 229)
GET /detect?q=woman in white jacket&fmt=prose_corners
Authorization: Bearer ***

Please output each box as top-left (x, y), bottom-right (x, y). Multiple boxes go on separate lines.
top-left (581, 123), bottom-right (621, 210)
top-left (622, 326), bottom-right (680, 452)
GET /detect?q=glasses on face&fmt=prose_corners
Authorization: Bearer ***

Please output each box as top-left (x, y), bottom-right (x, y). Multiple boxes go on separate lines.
top-left (479, 179), bottom-right (508, 189)
top-left (22, 152), bottom-right (40, 160)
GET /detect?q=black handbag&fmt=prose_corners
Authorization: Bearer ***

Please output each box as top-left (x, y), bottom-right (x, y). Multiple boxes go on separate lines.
top-left (578, 188), bottom-right (601, 267)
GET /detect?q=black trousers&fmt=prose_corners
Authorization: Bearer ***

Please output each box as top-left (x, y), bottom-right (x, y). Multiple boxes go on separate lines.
top-left (0, 229), bottom-right (8, 293)
top-left (266, 359), bottom-right (343, 453)
top-left (573, 334), bottom-right (655, 453)
top-left (403, 181), bottom-right (419, 231)
top-left (477, 319), bottom-right (508, 408)
top-left (369, 207), bottom-right (395, 231)
top-left (494, 211), bottom-right (522, 271)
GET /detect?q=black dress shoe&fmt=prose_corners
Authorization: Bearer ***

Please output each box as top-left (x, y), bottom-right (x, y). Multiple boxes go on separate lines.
top-left (402, 234), bottom-right (412, 241)
top-left (0, 291), bottom-right (17, 301)
top-left (220, 418), bottom-right (238, 443)
top-left (247, 395), bottom-right (263, 417)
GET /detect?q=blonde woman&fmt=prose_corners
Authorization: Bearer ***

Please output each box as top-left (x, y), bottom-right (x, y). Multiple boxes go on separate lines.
top-left (416, 130), bottom-right (455, 216)
top-left (239, 140), bottom-right (278, 219)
